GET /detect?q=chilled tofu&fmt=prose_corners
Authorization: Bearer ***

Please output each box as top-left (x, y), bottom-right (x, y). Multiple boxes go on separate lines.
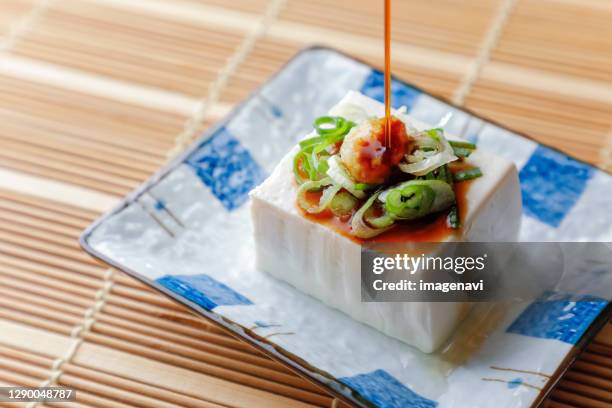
top-left (250, 91), bottom-right (521, 352)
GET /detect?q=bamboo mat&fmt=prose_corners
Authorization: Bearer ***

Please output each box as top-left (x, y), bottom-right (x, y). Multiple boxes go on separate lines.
top-left (0, 0), bottom-right (611, 407)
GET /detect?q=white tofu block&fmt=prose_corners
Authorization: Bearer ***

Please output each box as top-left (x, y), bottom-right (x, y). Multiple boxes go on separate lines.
top-left (250, 92), bottom-right (521, 353)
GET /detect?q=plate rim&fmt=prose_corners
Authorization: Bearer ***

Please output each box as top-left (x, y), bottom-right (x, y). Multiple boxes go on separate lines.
top-left (80, 45), bottom-right (612, 408)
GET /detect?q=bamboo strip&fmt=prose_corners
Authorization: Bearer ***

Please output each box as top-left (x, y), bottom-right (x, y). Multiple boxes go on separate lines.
top-left (0, 156), bottom-right (131, 197)
top-left (61, 364), bottom-right (226, 408)
top-left (546, 400), bottom-right (578, 408)
top-left (0, 136), bottom-right (151, 182)
top-left (1, 320), bottom-right (321, 407)
top-left (0, 297), bottom-right (83, 327)
top-left (594, 324), bottom-right (612, 347)
top-left (109, 284), bottom-right (191, 312)
top-left (0, 344), bottom-right (54, 368)
top-left (0, 101), bottom-right (174, 151)
top-left (0, 370), bottom-right (43, 388)
top-left (0, 188), bottom-right (97, 221)
top-left (0, 357), bottom-right (48, 381)
top-left (0, 255), bottom-right (103, 291)
top-left (110, 274), bottom-right (150, 290)
top-left (467, 83), bottom-right (612, 126)
top-left (58, 373), bottom-right (188, 408)
top-left (50, 0), bottom-right (246, 49)
top-left (0, 287), bottom-right (86, 318)
top-left (0, 92), bottom-right (178, 147)
top-left (100, 303), bottom-right (251, 352)
top-left (0, 232), bottom-right (102, 267)
top-left (550, 388), bottom-right (610, 408)
top-left (94, 316), bottom-right (315, 380)
top-left (451, 0), bottom-right (517, 105)
top-left (465, 98), bottom-right (609, 141)
top-left (0, 242), bottom-right (103, 278)
top-left (14, 42), bottom-right (214, 96)
top-left (93, 312), bottom-right (290, 373)
top-left (0, 263), bottom-right (100, 301)
top-left (32, 14), bottom-right (244, 61)
top-left (557, 379), bottom-right (612, 403)
top-left (581, 350), bottom-right (612, 369)
top-left (78, 330), bottom-right (330, 406)
top-left (0, 169), bottom-right (118, 213)
top-left (0, 115), bottom-right (164, 166)
top-left (0, 275), bottom-right (93, 308)
top-left (0, 221), bottom-right (82, 251)
top-left (88, 321), bottom-right (319, 392)
top-left (0, 156), bottom-right (129, 196)
top-left (564, 372), bottom-right (612, 395)
top-left (21, 28), bottom-right (234, 77)
top-left (0, 54), bottom-right (199, 117)
top-left (87, 0), bottom-right (472, 74)
top-left (0, 146), bottom-right (141, 189)
top-left (0, 210), bottom-right (84, 239)
top-left (481, 62), bottom-right (612, 105)
top-left (0, 123), bottom-right (163, 174)
top-left (0, 199), bottom-right (92, 229)
top-left (0, 310), bottom-right (72, 336)
top-left (573, 361), bottom-right (612, 380)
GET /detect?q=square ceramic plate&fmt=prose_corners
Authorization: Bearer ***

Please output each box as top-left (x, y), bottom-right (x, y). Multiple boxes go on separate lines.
top-left (81, 47), bottom-right (612, 408)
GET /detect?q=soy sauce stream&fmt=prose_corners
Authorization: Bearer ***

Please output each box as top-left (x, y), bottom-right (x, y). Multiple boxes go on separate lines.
top-left (384, 0), bottom-right (392, 149)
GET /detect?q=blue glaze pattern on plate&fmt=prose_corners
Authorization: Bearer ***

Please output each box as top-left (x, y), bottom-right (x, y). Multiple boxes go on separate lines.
top-left (507, 378), bottom-right (523, 389)
top-left (185, 126), bottom-right (266, 211)
top-left (519, 145), bottom-right (594, 227)
top-left (360, 70), bottom-right (422, 112)
top-left (340, 370), bottom-right (437, 408)
top-left (507, 292), bottom-right (607, 344)
top-left (157, 274), bottom-right (253, 311)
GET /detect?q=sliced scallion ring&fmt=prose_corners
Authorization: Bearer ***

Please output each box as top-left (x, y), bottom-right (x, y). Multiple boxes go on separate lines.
top-left (379, 180), bottom-right (455, 220)
top-left (351, 192), bottom-right (395, 239)
top-left (453, 167), bottom-right (482, 182)
top-left (399, 129), bottom-right (458, 176)
top-left (385, 184), bottom-right (435, 220)
top-left (330, 191), bottom-right (359, 217)
top-left (314, 116), bottom-right (351, 137)
top-left (296, 178), bottom-right (340, 214)
top-left (448, 140), bottom-right (477, 150)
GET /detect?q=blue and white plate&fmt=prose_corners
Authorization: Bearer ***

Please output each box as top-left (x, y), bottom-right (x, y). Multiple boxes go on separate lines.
top-left (81, 47), bottom-right (612, 408)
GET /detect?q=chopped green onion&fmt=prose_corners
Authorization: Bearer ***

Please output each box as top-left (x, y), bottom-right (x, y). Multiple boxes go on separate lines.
top-left (293, 151), bottom-right (309, 185)
top-left (354, 183), bottom-right (372, 191)
top-left (449, 140), bottom-right (477, 149)
top-left (426, 128), bottom-right (443, 141)
top-left (365, 210), bottom-right (395, 229)
top-left (449, 140), bottom-right (476, 158)
top-left (330, 191), bottom-right (358, 217)
top-left (299, 135), bottom-right (323, 150)
top-left (313, 116), bottom-right (352, 138)
top-left (294, 116), bottom-right (355, 185)
top-left (418, 164), bottom-right (452, 184)
top-left (452, 147), bottom-right (473, 158)
top-left (453, 167), bottom-right (483, 182)
top-left (351, 192), bottom-right (395, 239)
top-left (380, 180), bottom-right (455, 220)
top-left (316, 156), bottom-right (329, 175)
top-left (296, 178), bottom-right (339, 214)
top-left (447, 205), bottom-right (460, 229)
top-left (385, 184), bottom-right (436, 220)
